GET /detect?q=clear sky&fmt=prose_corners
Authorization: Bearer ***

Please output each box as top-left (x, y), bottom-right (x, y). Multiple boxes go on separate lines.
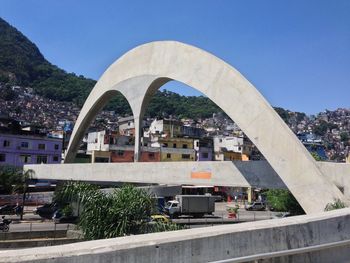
top-left (1, 0), bottom-right (349, 114)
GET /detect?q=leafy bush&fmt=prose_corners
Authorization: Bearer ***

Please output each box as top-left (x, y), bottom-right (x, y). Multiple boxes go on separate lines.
top-left (227, 205), bottom-right (239, 213)
top-left (61, 205), bottom-right (73, 217)
top-left (0, 165), bottom-right (33, 194)
top-left (324, 199), bottom-right (347, 211)
top-left (265, 189), bottom-right (304, 215)
top-left (54, 182), bottom-right (184, 240)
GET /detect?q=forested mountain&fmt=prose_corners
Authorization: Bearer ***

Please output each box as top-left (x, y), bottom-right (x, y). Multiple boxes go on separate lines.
top-left (0, 17), bottom-right (314, 121)
top-left (0, 17), bottom-right (96, 106)
top-left (0, 17), bottom-right (224, 118)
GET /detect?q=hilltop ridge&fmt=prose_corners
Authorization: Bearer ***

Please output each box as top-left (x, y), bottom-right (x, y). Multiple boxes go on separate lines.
top-left (0, 17), bottom-right (222, 118)
top-left (0, 17), bottom-right (96, 106)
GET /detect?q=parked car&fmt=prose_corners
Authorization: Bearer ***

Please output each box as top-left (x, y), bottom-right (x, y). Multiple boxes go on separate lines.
top-left (272, 212), bottom-right (291, 219)
top-left (52, 210), bottom-right (79, 223)
top-left (0, 204), bottom-right (17, 215)
top-left (150, 214), bottom-right (170, 223)
top-left (33, 203), bottom-right (59, 219)
top-left (245, 201), bottom-right (266, 211)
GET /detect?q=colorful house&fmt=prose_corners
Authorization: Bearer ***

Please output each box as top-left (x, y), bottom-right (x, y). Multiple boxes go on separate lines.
top-left (0, 133), bottom-right (62, 167)
top-left (158, 137), bottom-right (196, 161)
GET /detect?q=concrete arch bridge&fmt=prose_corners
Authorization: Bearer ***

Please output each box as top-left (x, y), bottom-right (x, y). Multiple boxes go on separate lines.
top-left (28, 41), bottom-right (349, 214)
top-left (21, 41), bottom-right (350, 263)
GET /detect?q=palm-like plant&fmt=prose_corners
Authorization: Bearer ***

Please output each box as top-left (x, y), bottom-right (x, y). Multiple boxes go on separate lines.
top-left (0, 166), bottom-right (34, 219)
top-left (54, 182), bottom-right (156, 240)
top-left (18, 168), bottom-right (35, 220)
top-left (0, 165), bottom-right (21, 194)
top-left (55, 182), bottom-right (185, 240)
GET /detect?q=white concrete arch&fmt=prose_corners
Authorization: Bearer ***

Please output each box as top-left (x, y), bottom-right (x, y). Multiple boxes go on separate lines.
top-left (65, 41), bottom-right (346, 214)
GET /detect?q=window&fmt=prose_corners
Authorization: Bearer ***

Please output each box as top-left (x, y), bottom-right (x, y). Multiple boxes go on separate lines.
top-left (182, 154), bottom-right (190, 159)
top-left (21, 142), bottom-right (29, 148)
top-left (219, 139), bottom-right (222, 143)
top-left (3, 140), bottom-right (10, 147)
top-left (54, 144), bottom-right (59, 150)
top-left (0, 154), bottom-right (5, 162)
top-left (166, 153), bottom-right (171, 159)
top-left (117, 150), bottom-right (124, 156)
top-left (148, 153), bottom-right (155, 159)
top-left (53, 155), bottom-right (59, 162)
top-left (36, 155), bottom-right (48, 164)
top-left (20, 155), bottom-right (31, 163)
top-left (201, 152), bottom-right (209, 159)
top-left (173, 143), bottom-right (177, 148)
top-left (238, 146), bottom-right (242, 151)
top-left (182, 144), bottom-right (188, 149)
top-left (163, 143), bottom-right (168, 147)
top-left (38, 144), bottom-right (46, 150)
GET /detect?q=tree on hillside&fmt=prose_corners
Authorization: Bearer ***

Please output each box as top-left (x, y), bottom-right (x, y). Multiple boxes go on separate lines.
top-left (311, 152), bottom-right (322, 161)
top-left (313, 120), bottom-right (329, 136)
top-left (340, 132), bottom-right (349, 142)
top-left (274, 107), bottom-right (290, 123)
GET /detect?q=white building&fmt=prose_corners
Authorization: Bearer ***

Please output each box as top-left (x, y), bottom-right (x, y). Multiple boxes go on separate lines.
top-left (118, 116), bottom-right (135, 136)
top-left (213, 135), bottom-right (245, 161)
top-left (147, 119), bottom-right (182, 138)
top-left (87, 130), bottom-right (110, 153)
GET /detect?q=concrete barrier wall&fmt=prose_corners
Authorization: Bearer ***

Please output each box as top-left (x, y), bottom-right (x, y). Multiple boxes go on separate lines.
top-left (1, 208), bottom-right (350, 263)
top-left (0, 230), bottom-right (67, 240)
top-left (25, 161), bottom-right (350, 193)
top-left (24, 161), bottom-right (286, 189)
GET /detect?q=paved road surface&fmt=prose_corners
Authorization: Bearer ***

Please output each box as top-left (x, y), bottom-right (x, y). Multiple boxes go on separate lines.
top-left (3, 202), bottom-right (281, 233)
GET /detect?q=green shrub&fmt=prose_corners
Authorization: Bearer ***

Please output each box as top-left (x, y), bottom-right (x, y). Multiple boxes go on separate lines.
top-left (324, 199), bottom-right (346, 211)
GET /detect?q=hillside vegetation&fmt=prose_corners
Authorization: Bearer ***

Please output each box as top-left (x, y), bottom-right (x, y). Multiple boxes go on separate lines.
top-left (0, 17), bottom-right (224, 118)
top-left (0, 17), bottom-right (96, 106)
top-left (0, 17), bottom-right (302, 121)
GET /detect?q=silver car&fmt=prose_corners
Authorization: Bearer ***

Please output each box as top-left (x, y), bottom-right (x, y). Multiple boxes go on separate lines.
top-left (245, 202), bottom-right (266, 211)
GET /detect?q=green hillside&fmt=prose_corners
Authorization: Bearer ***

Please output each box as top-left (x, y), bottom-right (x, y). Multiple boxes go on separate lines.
top-left (0, 17), bottom-right (300, 121)
top-left (0, 17), bottom-right (96, 106)
top-left (0, 17), bottom-right (225, 119)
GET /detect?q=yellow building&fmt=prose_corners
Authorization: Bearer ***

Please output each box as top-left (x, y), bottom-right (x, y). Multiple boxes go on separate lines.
top-left (159, 137), bottom-right (196, 161)
top-left (346, 152), bottom-right (350, 163)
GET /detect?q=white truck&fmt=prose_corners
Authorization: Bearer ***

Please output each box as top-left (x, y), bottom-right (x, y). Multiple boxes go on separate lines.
top-left (164, 195), bottom-right (217, 218)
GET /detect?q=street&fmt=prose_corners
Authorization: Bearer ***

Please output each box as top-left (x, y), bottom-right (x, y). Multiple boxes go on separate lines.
top-left (2, 202), bottom-right (281, 233)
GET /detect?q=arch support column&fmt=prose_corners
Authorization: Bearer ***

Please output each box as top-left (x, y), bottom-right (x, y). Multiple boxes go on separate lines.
top-left (133, 116), bottom-right (142, 162)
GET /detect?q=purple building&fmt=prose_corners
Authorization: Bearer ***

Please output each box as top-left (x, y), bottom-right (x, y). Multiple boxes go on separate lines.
top-left (0, 118), bottom-right (62, 167)
top-left (0, 132), bottom-right (62, 167)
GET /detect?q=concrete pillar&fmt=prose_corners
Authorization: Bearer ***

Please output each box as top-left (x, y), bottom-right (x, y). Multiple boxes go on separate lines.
top-left (247, 187), bottom-right (253, 203)
top-left (134, 116), bottom-right (142, 162)
top-left (91, 151), bottom-right (95, 163)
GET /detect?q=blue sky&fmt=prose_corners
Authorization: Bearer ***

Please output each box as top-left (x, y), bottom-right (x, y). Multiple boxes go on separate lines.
top-left (1, 0), bottom-right (349, 114)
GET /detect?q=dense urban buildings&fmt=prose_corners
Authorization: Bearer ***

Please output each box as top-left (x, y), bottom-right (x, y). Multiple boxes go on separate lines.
top-left (1, 82), bottom-right (349, 164)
